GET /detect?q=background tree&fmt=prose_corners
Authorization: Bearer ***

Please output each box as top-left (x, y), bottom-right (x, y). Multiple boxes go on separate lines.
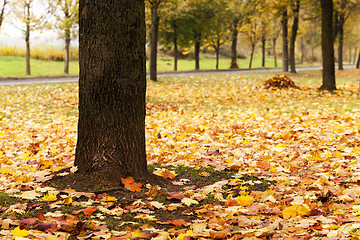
top-left (147, 0), bottom-right (161, 81)
top-left (159, 0), bottom-right (189, 71)
top-left (241, 12), bottom-right (260, 69)
top-left (204, 0), bottom-right (229, 70)
top-left (227, 0), bottom-right (252, 69)
top-left (0, 0), bottom-right (8, 32)
top-left (183, 0), bottom-right (214, 70)
top-left (75, 0), bottom-right (149, 178)
top-left (333, 0), bottom-right (357, 70)
top-left (320, 0), bottom-right (336, 91)
top-left (281, 6), bottom-right (289, 72)
top-left (48, 0), bottom-right (79, 74)
top-left (10, 0), bottom-right (49, 75)
top-left (289, 0), bottom-right (300, 73)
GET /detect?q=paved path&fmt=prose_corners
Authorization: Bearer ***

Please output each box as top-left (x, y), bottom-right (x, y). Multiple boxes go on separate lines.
top-left (0, 65), bottom-right (356, 86)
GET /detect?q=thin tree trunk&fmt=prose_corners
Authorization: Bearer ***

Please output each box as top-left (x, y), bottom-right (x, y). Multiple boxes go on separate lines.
top-left (64, 29), bottom-right (71, 74)
top-left (354, 47), bottom-right (358, 64)
top-left (25, 26), bottom-right (31, 76)
top-left (173, 23), bottom-right (178, 71)
top-left (150, 3), bottom-right (159, 81)
top-left (338, 14), bottom-right (344, 70)
top-left (356, 49), bottom-right (360, 68)
top-left (349, 48), bottom-right (352, 64)
top-left (194, 34), bottom-right (201, 70)
top-left (289, 0), bottom-right (300, 73)
top-left (230, 19), bottom-right (239, 69)
top-left (249, 43), bottom-right (255, 69)
top-left (0, 0), bottom-right (7, 31)
top-left (261, 37), bottom-right (266, 67)
top-left (75, 0), bottom-right (148, 178)
top-left (300, 37), bottom-right (304, 64)
top-left (320, 0), bottom-right (336, 91)
top-left (281, 9), bottom-right (289, 72)
top-left (273, 37), bottom-right (277, 67)
top-left (216, 38), bottom-right (220, 70)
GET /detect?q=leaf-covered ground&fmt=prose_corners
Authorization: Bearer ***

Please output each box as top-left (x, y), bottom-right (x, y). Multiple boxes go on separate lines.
top-left (1, 70), bottom-right (360, 239)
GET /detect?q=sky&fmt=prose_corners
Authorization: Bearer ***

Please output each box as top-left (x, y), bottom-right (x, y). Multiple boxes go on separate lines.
top-left (0, 22), bottom-right (76, 47)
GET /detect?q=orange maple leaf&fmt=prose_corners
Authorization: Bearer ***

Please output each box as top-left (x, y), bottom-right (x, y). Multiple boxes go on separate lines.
top-left (256, 160), bottom-right (270, 170)
top-left (121, 177), bottom-right (142, 192)
top-left (72, 206), bottom-right (97, 216)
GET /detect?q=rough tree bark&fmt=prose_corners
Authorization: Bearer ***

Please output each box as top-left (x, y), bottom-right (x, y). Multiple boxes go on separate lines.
top-left (320, 0), bottom-right (336, 91)
top-left (149, 1), bottom-right (160, 81)
top-left (289, 0), bottom-right (300, 73)
top-left (75, 0), bottom-right (149, 179)
top-left (281, 9), bottom-right (289, 72)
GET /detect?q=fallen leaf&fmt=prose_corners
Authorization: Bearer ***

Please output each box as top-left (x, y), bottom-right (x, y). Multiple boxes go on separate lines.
top-left (121, 177), bottom-right (142, 192)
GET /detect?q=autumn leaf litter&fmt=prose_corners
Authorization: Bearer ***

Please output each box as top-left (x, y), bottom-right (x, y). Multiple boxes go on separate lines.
top-left (1, 71), bottom-right (360, 239)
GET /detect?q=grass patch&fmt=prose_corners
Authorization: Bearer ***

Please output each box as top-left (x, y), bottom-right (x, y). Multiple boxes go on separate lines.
top-left (0, 56), bottom-right (79, 78)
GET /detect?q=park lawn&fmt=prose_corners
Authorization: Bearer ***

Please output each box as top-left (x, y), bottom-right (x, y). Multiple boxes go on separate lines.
top-left (0, 56), bottom-right (79, 78)
top-left (149, 54), bottom-right (277, 72)
top-left (0, 69), bottom-right (360, 239)
top-left (0, 54), bottom-right (322, 78)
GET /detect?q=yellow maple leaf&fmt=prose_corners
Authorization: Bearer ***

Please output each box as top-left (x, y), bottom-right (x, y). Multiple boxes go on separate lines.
top-left (237, 195), bottom-right (254, 206)
top-left (179, 230), bottom-right (193, 239)
top-left (103, 195), bottom-right (117, 202)
top-left (12, 226), bottom-right (29, 237)
top-left (296, 204), bottom-right (310, 216)
top-left (62, 195), bottom-right (73, 205)
top-left (282, 205), bottom-right (298, 219)
top-left (43, 192), bottom-right (58, 202)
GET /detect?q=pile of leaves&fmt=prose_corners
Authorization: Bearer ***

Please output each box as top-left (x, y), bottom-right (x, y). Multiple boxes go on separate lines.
top-left (1, 71), bottom-right (360, 239)
top-left (263, 74), bottom-right (300, 89)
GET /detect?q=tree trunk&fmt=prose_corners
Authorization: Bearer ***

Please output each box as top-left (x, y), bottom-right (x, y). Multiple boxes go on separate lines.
top-left (261, 37), bottom-right (266, 67)
top-left (194, 34), bottom-right (201, 70)
top-left (75, 0), bottom-right (148, 179)
top-left (249, 43), bottom-right (255, 69)
top-left (281, 9), bottom-right (289, 72)
top-left (64, 29), bottom-right (71, 74)
top-left (300, 37), bottom-right (304, 64)
top-left (230, 19), bottom-right (239, 69)
top-left (356, 49), bottom-right (360, 69)
top-left (173, 22), bottom-right (178, 71)
top-left (25, 25), bottom-right (31, 76)
top-left (0, 0), bottom-right (7, 31)
top-left (337, 3), bottom-right (345, 70)
top-left (354, 47), bottom-right (358, 64)
top-left (216, 38), bottom-right (220, 70)
top-left (273, 37), bottom-right (277, 67)
top-left (150, 3), bottom-right (159, 81)
top-left (289, 0), bottom-right (300, 73)
top-left (320, 0), bottom-right (336, 91)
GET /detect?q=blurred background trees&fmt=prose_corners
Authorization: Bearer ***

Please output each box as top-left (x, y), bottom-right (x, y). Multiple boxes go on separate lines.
top-left (0, 0), bottom-right (360, 77)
